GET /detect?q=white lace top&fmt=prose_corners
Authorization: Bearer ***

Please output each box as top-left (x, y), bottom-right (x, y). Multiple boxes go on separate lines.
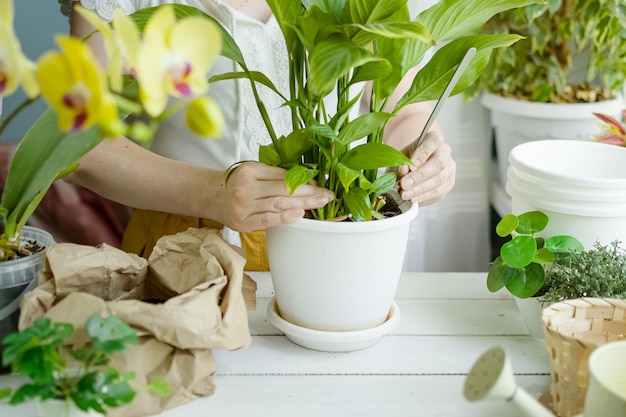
top-left (60, 0), bottom-right (291, 245)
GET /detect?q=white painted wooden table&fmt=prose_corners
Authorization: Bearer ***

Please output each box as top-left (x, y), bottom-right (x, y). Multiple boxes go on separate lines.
top-left (0, 272), bottom-right (552, 417)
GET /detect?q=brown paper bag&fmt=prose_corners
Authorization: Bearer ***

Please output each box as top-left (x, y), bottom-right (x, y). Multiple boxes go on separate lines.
top-left (19, 227), bottom-right (256, 417)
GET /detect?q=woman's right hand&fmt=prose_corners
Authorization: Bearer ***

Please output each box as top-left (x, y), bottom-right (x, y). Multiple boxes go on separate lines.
top-left (209, 162), bottom-right (334, 232)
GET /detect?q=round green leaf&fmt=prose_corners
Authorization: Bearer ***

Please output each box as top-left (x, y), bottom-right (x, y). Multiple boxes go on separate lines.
top-left (487, 257), bottom-right (516, 292)
top-left (516, 211), bottom-right (549, 234)
top-left (501, 235), bottom-right (536, 268)
top-left (505, 262), bottom-right (545, 298)
top-left (496, 213), bottom-right (518, 237)
top-left (533, 247), bottom-right (555, 264)
top-left (545, 235), bottom-right (585, 253)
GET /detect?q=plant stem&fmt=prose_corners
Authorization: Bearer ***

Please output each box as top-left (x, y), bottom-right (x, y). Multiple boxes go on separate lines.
top-left (0, 96), bottom-right (38, 139)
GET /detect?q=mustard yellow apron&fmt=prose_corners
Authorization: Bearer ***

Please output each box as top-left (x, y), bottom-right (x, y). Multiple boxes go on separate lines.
top-left (121, 209), bottom-right (270, 271)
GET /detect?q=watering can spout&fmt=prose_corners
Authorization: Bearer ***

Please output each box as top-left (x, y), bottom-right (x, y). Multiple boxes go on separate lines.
top-left (463, 346), bottom-right (555, 417)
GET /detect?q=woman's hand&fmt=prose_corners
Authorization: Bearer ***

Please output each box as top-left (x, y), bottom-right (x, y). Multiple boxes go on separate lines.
top-left (211, 162), bottom-right (335, 232)
top-left (397, 131), bottom-right (456, 206)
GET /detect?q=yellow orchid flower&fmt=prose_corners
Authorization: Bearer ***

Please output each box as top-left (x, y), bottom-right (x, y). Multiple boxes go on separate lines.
top-left (36, 35), bottom-right (120, 136)
top-left (74, 6), bottom-right (140, 93)
top-left (0, 0), bottom-right (39, 98)
top-left (136, 5), bottom-right (221, 116)
top-left (185, 96), bottom-right (224, 137)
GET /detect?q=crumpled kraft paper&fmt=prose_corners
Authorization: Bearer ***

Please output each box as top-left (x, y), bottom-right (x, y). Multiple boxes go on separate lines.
top-left (18, 227), bottom-right (256, 417)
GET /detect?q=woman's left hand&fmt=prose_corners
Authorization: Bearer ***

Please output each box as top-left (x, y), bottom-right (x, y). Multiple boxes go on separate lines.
top-left (397, 130), bottom-right (456, 206)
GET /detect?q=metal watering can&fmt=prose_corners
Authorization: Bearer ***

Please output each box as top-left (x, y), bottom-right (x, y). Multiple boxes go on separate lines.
top-left (464, 342), bottom-right (626, 417)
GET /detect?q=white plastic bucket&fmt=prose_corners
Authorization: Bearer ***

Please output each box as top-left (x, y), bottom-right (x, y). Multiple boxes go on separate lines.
top-left (506, 140), bottom-right (626, 249)
top-left (482, 92), bottom-right (624, 184)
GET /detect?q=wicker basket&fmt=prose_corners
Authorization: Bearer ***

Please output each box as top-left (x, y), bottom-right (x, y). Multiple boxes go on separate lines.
top-left (542, 298), bottom-right (626, 417)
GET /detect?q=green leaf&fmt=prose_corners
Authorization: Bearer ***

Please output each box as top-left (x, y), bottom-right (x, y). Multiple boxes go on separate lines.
top-left (145, 377), bottom-right (171, 396)
top-left (350, 60), bottom-right (392, 84)
top-left (501, 235), bottom-right (537, 268)
top-left (86, 314), bottom-right (137, 354)
top-left (284, 165), bottom-right (318, 195)
top-left (516, 211), bottom-right (549, 234)
top-left (505, 262), bottom-right (545, 298)
top-left (533, 247), bottom-right (555, 264)
top-left (0, 388), bottom-right (11, 400)
top-left (395, 34), bottom-right (523, 108)
top-left (351, 21), bottom-right (432, 45)
top-left (308, 34), bottom-right (379, 99)
top-left (10, 383), bottom-right (56, 405)
top-left (415, 0), bottom-right (541, 44)
top-left (342, 187), bottom-right (372, 221)
top-left (337, 112), bottom-right (393, 145)
top-left (495, 214), bottom-right (519, 237)
top-left (340, 143), bottom-right (413, 171)
top-left (259, 143), bottom-right (282, 166)
top-left (372, 172), bottom-right (397, 194)
top-left (348, 0), bottom-right (406, 25)
top-left (335, 163), bottom-right (360, 192)
top-left (545, 235), bottom-right (585, 253)
top-left (209, 71), bottom-right (287, 102)
top-left (487, 258), bottom-right (516, 292)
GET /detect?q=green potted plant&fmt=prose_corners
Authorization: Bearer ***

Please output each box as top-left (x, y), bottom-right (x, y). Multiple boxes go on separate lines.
top-left (159, 0), bottom-right (540, 350)
top-left (0, 313), bottom-right (170, 417)
top-left (487, 210), bottom-right (626, 338)
top-left (0, 0), bottom-right (224, 362)
top-left (464, 0), bottom-right (626, 183)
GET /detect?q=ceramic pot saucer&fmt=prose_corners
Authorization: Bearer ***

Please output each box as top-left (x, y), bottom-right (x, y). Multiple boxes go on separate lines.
top-left (266, 297), bottom-right (400, 352)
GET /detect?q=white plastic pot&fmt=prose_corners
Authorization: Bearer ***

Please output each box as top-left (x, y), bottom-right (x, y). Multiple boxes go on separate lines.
top-left (506, 140), bottom-right (626, 249)
top-left (265, 204), bottom-right (419, 340)
top-left (482, 92), bottom-right (624, 184)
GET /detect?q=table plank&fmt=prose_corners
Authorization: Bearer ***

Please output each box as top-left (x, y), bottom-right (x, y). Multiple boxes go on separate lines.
top-left (213, 335), bottom-right (550, 376)
top-left (249, 298), bottom-right (529, 336)
top-left (152, 375), bottom-right (552, 417)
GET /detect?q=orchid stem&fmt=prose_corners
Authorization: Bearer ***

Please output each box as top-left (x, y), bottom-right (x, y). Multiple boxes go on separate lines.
top-left (0, 96), bottom-right (39, 139)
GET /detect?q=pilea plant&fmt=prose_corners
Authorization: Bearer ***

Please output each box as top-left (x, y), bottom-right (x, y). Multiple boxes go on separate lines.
top-left (0, 313), bottom-right (170, 415)
top-left (487, 210), bottom-right (584, 298)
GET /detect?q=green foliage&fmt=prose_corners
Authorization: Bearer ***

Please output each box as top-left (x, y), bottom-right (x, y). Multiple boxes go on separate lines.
top-left (200, 0), bottom-right (537, 220)
top-left (540, 240), bottom-right (626, 302)
top-left (0, 313), bottom-right (170, 415)
top-left (466, 0), bottom-right (626, 102)
top-left (487, 210), bottom-right (584, 298)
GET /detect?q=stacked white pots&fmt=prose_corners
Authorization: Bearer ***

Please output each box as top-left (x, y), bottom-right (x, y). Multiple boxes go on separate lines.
top-left (506, 140), bottom-right (626, 249)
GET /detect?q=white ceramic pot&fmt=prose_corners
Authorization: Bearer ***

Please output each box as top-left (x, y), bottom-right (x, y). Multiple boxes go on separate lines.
top-left (514, 297), bottom-right (550, 340)
top-left (38, 399), bottom-right (101, 417)
top-left (481, 92), bottom-right (624, 184)
top-left (265, 204), bottom-right (419, 338)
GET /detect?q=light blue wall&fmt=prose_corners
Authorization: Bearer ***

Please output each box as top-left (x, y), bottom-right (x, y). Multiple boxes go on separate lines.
top-left (1, 0), bottom-right (68, 142)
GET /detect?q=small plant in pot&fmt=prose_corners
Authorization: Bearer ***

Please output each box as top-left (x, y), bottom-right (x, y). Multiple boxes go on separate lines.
top-left (465, 0), bottom-right (626, 184)
top-left (0, 313), bottom-right (170, 417)
top-left (487, 210), bottom-right (584, 338)
top-left (0, 0), bottom-right (224, 364)
top-left (488, 210), bottom-right (626, 337)
top-left (170, 0), bottom-right (541, 350)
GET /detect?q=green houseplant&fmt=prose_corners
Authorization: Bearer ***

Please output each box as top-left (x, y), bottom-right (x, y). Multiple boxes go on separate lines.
top-left (466, 0), bottom-right (626, 103)
top-left (464, 0), bottom-right (626, 184)
top-left (0, 0), bottom-right (224, 262)
top-left (487, 210), bottom-right (584, 299)
top-left (0, 313), bottom-right (170, 417)
top-left (176, 0), bottom-right (539, 349)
